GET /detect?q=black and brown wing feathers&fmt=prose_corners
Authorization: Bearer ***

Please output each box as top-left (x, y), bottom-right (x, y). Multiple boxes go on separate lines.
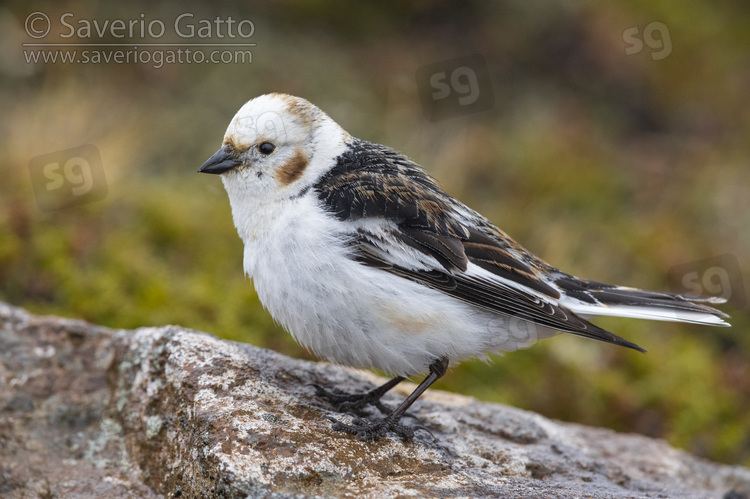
top-left (315, 140), bottom-right (470, 271)
top-left (313, 138), bottom-right (646, 352)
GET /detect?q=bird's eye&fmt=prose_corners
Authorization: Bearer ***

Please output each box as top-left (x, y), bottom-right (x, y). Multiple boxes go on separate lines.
top-left (258, 142), bottom-right (276, 155)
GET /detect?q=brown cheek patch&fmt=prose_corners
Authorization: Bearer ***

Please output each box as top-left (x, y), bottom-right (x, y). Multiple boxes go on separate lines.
top-left (275, 150), bottom-right (309, 186)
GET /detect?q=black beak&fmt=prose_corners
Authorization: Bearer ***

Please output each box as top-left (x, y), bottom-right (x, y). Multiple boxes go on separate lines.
top-left (198, 145), bottom-right (242, 174)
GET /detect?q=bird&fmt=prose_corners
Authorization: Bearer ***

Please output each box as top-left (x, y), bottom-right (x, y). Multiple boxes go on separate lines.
top-left (198, 93), bottom-right (730, 440)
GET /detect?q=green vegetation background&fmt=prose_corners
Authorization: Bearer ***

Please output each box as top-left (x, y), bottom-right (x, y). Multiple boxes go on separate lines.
top-left (1, 1), bottom-right (748, 466)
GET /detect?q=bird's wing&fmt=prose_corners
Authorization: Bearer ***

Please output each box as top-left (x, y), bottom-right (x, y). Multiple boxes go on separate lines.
top-left (314, 139), bottom-right (653, 351)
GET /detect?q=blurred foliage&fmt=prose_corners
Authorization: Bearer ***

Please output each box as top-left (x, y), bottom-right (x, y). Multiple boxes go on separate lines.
top-left (1, 0), bottom-right (748, 466)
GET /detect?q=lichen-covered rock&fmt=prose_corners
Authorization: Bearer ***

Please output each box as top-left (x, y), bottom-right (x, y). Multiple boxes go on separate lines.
top-left (1, 301), bottom-right (749, 498)
top-left (0, 303), bottom-right (159, 498)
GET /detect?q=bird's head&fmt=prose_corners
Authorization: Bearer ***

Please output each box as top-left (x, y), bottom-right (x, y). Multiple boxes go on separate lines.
top-left (199, 93), bottom-right (350, 201)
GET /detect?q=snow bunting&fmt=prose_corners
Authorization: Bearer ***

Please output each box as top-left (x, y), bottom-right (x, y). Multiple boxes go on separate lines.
top-left (199, 93), bottom-right (729, 440)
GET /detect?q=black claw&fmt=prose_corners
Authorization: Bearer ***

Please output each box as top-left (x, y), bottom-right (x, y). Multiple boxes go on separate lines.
top-left (310, 383), bottom-right (347, 399)
top-left (312, 384), bottom-right (393, 415)
top-left (312, 363), bottom-right (447, 442)
top-left (323, 415), bottom-right (416, 441)
top-left (410, 424), bottom-right (436, 440)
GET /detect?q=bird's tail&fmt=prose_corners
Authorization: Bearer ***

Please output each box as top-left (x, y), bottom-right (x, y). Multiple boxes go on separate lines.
top-left (556, 277), bottom-right (730, 327)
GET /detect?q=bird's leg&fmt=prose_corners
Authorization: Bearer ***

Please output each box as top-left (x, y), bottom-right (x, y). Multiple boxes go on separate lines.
top-left (312, 375), bottom-right (405, 415)
top-left (324, 357), bottom-right (449, 440)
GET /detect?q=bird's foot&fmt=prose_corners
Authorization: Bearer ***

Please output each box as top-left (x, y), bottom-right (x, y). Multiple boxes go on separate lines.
top-left (323, 414), bottom-right (423, 441)
top-left (310, 384), bottom-right (393, 415)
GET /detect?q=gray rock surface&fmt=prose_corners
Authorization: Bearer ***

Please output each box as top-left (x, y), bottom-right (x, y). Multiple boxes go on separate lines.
top-left (1, 301), bottom-right (748, 498)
